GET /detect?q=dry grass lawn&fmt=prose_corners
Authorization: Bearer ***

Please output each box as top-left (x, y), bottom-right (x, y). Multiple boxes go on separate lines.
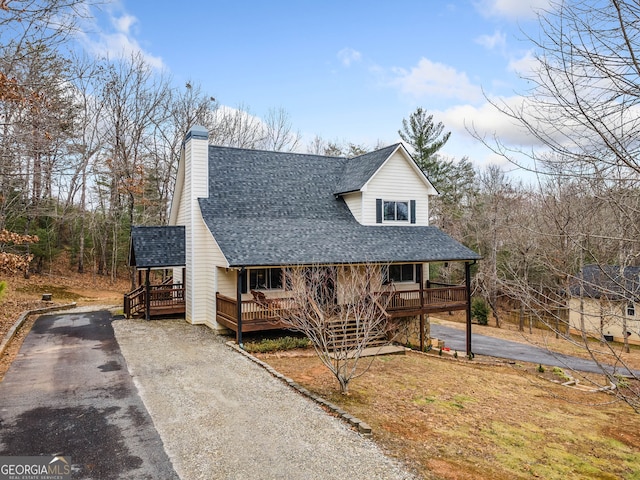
top-left (259, 320), bottom-right (640, 480)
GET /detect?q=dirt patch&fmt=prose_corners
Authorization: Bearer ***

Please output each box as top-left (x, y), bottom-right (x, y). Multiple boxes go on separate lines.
top-left (259, 348), bottom-right (640, 479)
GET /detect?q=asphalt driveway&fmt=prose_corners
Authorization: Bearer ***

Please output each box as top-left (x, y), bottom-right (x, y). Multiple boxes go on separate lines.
top-left (431, 323), bottom-right (640, 377)
top-left (0, 310), bottom-right (179, 479)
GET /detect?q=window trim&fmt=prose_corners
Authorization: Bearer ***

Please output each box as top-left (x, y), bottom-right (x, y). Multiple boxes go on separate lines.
top-left (382, 200), bottom-right (410, 223)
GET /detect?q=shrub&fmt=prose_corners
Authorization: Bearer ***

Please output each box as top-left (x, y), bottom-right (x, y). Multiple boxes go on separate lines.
top-left (614, 374), bottom-right (629, 389)
top-left (552, 367), bottom-right (570, 382)
top-left (0, 280), bottom-right (6, 301)
top-left (243, 336), bottom-right (311, 353)
top-left (471, 297), bottom-right (489, 325)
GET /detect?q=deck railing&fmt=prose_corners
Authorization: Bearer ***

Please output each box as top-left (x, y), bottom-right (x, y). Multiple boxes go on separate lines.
top-left (215, 284), bottom-right (468, 332)
top-left (124, 283), bottom-right (185, 318)
top-left (382, 286), bottom-right (467, 314)
top-left (216, 293), bottom-right (297, 332)
top-left (124, 285), bottom-right (145, 318)
top-left (148, 283), bottom-right (185, 308)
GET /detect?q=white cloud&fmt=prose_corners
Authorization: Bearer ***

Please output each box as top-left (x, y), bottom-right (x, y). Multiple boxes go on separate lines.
top-left (77, 8), bottom-right (165, 69)
top-left (475, 0), bottom-right (551, 19)
top-left (391, 57), bottom-right (483, 103)
top-left (508, 50), bottom-right (538, 77)
top-left (475, 30), bottom-right (506, 50)
top-left (439, 97), bottom-right (540, 148)
top-left (337, 48), bottom-right (362, 67)
top-left (430, 97), bottom-right (545, 172)
top-left (113, 13), bottom-right (137, 34)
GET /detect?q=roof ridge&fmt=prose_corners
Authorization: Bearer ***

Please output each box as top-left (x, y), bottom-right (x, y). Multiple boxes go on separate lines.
top-left (207, 144), bottom-right (348, 160)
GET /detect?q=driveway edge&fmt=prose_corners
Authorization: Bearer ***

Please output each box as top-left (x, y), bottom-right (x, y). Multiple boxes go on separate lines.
top-left (226, 341), bottom-right (373, 437)
top-left (0, 302), bottom-right (78, 356)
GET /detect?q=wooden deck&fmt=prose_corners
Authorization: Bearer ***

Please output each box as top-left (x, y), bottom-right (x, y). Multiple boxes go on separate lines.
top-left (383, 285), bottom-right (468, 317)
top-left (124, 283), bottom-right (185, 318)
top-left (215, 285), bottom-right (468, 333)
top-left (125, 283), bottom-right (467, 328)
top-left (215, 293), bottom-right (294, 332)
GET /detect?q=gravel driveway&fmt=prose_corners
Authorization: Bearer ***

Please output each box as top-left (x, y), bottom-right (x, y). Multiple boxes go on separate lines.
top-left (113, 319), bottom-right (416, 480)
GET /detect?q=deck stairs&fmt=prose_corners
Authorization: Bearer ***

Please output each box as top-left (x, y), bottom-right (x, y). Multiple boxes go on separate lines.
top-left (325, 317), bottom-right (405, 358)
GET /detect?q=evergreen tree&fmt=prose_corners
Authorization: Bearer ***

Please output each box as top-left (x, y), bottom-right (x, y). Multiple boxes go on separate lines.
top-left (398, 107), bottom-right (451, 174)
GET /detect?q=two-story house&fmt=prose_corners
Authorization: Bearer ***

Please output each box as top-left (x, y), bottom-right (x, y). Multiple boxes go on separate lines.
top-left (127, 125), bottom-right (480, 349)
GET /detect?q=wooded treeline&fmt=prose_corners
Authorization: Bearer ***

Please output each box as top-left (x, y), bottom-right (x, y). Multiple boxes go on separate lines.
top-left (0, 1), bottom-right (309, 279)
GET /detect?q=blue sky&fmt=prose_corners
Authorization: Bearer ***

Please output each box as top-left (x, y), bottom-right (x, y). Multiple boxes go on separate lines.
top-left (81, 0), bottom-right (551, 170)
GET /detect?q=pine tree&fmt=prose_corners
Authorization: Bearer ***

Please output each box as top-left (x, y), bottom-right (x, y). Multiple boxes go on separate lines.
top-left (398, 107), bottom-right (450, 175)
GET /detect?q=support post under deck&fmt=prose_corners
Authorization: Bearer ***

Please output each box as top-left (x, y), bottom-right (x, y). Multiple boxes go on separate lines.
top-left (236, 267), bottom-right (245, 347)
top-left (465, 261), bottom-right (472, 358)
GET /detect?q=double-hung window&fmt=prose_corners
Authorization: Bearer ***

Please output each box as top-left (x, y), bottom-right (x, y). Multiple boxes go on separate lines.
top-left (376, 199), bottom-right (416, 224)
top-left (383, 264), bottom-right (415, 284)
top-left (249, 268), bottom-right (283, 290)
top-left (384, 201), bottom-right (409, 222)
top-left (627, 303), bottom-right (635, 317)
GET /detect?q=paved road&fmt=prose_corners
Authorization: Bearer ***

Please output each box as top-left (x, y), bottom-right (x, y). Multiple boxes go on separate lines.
top-left (0, 310), bottom-right (179, 479)
top-left (431, 323), bottom-right (640, 377)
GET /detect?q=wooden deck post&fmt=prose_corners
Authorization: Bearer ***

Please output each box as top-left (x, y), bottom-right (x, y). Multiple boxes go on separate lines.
top-left (419, 265), bottom-right (425, 352)
top-left (465, 261), bottom-right (472, 358)
top-left (145, 268), bottom-right (151, 321)
top-left (236, 267), bottom-right (245, 346)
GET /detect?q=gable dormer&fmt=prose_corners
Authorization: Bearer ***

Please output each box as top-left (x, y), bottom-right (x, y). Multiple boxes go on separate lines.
top-left (335, 144), bottom-right (437, 226)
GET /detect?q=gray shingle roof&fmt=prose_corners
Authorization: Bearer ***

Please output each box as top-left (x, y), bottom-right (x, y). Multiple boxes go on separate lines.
top-left (198, 146), bottom-right (480, 267)
top-left (129, 226), bottom-right (185, 268)
top-left (570, 264), bottom-right (640, 301)
top-left (333, 144), bottom-right (399, 195)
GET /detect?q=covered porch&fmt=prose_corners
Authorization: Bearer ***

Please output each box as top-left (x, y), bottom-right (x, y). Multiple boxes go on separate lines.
top-left (218, 260), bottom-right (475, 354)
top-left (125, 225), bottom-right (186, 320)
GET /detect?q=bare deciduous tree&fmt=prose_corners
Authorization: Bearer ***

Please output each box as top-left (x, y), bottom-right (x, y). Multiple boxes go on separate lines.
top-left (262, 107), bottom-right (301, 152)
top-left (472, 0), bottom-right (640, 411)
top-left (209, 103), bottom-right (265, 149)
top-left (277, 264), bottom-right (394, 394)
top-left (146, 81), bottom-right (217, 224)
top-left (97, 52), bottom-right (172, 284)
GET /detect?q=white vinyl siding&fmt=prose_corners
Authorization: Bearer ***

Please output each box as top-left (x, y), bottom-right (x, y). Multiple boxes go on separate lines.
top-left (216, 267), bottom-right (237, 297)
top-left (169, 150), bottom-right (185, 225)
top-left (185, 133), bottom-right (210, 325)
top-left (362, 150), bottom-right (431, 226)
top-left (342, 191), bottom-right (362, 223)
top-left (179, 133), bottom-right (218, 327)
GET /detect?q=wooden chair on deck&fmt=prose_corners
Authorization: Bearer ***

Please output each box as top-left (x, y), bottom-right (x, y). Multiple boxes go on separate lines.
top-left (250, 290), bottom-right (280, 309)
